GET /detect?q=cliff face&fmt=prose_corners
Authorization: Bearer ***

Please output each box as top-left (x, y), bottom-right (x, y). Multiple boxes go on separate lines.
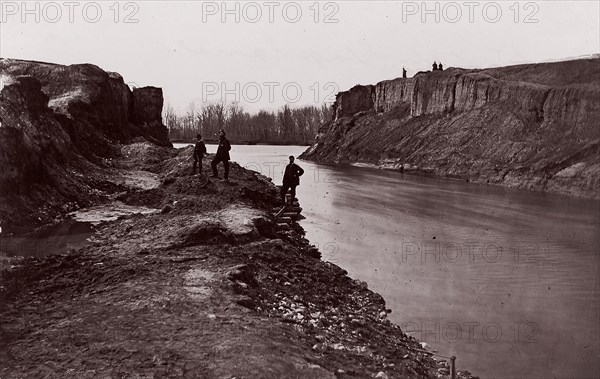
top-left (0, 59), bottom-right (171, 153)
top-left (130, 87), bottom-right (170, 146)
top-left (302, 59), bottom-right (600, 199)
top-left (0, 59), bottom-right (172, 232)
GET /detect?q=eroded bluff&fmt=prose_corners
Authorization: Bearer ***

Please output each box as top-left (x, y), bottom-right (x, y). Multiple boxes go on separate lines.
top-left (0, 58), bottom-right (171, 232)
top-left (301, 58), bottom-right (600, 199)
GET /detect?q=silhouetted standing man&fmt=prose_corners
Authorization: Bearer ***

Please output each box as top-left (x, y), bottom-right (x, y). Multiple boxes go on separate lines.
top-left (439, 62), bottom-right (444, 71)
top-left (432, 61), bottom-right (438, 71)
top-left (402, 67), bottom-right (407, 78)
top-left (192, 133), bottom-right (206, 175)
top-left (211, 129), bottom-right (231, 180)
top-left (281, 156), bottom-right (304, 204)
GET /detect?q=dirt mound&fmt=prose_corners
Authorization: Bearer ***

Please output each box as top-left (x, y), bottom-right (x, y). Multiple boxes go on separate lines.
top-left (0, 59), bottom-right (173, 234)
top-left (0, 75), bottom-right (107, 232)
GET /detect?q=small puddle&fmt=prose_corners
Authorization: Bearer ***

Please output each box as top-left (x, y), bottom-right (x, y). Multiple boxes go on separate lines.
top-left (0, 202), bottom-right (159, 258)
top-left (0, 219), bottom-right (96, 258)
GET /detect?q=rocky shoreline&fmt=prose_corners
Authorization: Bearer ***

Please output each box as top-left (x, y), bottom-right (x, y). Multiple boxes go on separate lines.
top-left (1, 142), bottom-right (478, 378)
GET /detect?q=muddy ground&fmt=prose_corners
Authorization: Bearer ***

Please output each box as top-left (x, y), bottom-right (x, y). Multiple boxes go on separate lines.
top-left (0, 144), bottom-right (477, 378)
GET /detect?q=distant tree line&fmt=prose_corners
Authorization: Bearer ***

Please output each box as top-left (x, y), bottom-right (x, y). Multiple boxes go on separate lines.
top-left (165, 102), bottom-right (332, 145)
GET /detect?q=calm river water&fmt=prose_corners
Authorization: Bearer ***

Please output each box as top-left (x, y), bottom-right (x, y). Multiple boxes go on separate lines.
top-left (188, 143), bottom-right (599, 379)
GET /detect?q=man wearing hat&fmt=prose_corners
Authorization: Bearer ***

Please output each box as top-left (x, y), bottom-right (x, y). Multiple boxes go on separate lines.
top-left (211, 129), bottom-right (231, 180)
top-left (192, 133), bottom-right (206, 175)
top-left (280, 155), bottom-right (304, 204)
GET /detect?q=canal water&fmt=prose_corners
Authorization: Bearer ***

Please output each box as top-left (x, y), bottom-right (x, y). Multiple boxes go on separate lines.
top-left (215, 143), bottom-right (599, 379)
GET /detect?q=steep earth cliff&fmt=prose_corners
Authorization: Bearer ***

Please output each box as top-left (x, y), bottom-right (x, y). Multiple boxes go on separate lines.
top-left (301, 58), bottom-right (600, 199)
top-left (0, 59), bottom-right (171, 233)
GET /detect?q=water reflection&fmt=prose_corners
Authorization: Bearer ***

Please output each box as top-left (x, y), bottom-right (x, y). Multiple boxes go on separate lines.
top-left (1, 220), bottom-right (96, 258)
top-left (219, 144), bottom-right (599, 379)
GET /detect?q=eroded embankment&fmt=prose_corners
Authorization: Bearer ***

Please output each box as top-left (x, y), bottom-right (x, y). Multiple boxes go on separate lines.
top-left (0, 144), bottom-right (477, 379)
top-left (0, 58), bottom-right (172, 234)
top-left (301, 59), bottom-right (600, 199)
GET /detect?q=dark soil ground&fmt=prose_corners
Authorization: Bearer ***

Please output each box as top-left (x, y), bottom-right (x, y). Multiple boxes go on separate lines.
top-left (0, 144), bottom-right (477, 378)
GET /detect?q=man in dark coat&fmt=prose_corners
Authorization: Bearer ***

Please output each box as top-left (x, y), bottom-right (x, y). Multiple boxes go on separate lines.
top-left (192, 134), bottom-right (206, 175)
top-left (280, 156), bottom-right (304, 204)
top-left (211, 129), bottom-right (231, 180)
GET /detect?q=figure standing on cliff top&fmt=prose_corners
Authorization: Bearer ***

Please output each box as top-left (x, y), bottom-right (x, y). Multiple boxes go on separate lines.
top-left (211, 130), bottom-right (231, 181)
top-left (281, 156), bottom-right (304, 204)
top-left (402, 67), bottom-right (407, 78)
top-left (192, 134), bottom-right (207, 175)
top-left (438, 62), bottom-right (444, 71)
top-left (432, 61), bottom-right (438, 71)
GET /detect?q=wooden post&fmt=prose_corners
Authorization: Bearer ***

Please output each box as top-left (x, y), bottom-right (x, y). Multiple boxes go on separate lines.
top-left (275, 205), bottom-right (287, 219)
top-left (450, 356), bottom-right (456, 379)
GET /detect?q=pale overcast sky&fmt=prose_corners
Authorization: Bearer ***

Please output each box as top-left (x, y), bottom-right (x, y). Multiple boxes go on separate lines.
top-left (1, 1), bottom-right (599, 113)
